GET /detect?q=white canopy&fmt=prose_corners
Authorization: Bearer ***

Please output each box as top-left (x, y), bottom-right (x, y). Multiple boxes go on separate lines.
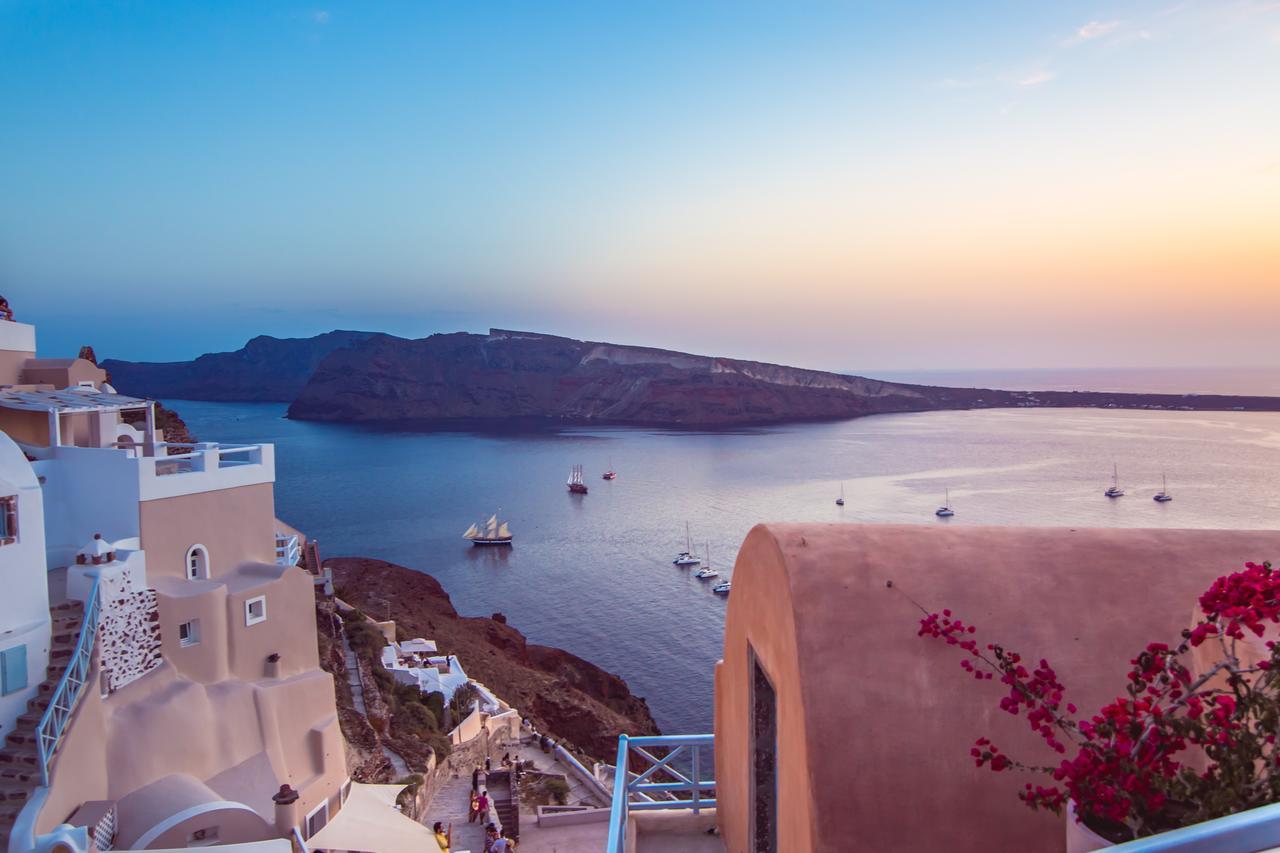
top-left (0, 386), bottom-right (150, 413)
top-left (304, 782), bottom-right (444, 853)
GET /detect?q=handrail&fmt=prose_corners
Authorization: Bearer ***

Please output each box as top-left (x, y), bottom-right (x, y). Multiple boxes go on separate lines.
top-left (605, 733), bottom-right (716, 853)
top-left (291, 826), bottom-right (310, 853)
top-left (605, 735), bottom-right (630, 853)
top-left (36, 576), bottom-right (102, 786)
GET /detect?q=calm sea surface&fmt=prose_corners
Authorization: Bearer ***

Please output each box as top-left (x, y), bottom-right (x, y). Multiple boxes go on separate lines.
top-left (169, 386), bottom-right (1280, 737)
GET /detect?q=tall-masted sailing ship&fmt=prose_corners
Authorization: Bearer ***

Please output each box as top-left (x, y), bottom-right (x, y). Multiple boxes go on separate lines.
top-left (463, 513), bottom-right (513, 546)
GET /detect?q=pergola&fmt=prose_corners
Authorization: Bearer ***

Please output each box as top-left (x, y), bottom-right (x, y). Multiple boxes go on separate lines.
top-left (0, 387), bottom-right (153, 447)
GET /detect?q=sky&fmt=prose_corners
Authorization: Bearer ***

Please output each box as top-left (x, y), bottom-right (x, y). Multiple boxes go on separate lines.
top-left (1, 1), bottom-right (1278, 371)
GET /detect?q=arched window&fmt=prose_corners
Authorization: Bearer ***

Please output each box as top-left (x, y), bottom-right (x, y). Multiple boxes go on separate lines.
top-left (185, 544), bottom-right (210, 580)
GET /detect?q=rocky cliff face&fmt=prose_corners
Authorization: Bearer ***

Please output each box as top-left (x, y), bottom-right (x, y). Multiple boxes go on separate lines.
top-left (103, 330), bottom-right (399, 401)
top-left (328, 556), bottom-right (660, 761)
top-left (104, 327), bottom-right (1280, 426)
top-left (285, 328), bottom-right (1024, 426)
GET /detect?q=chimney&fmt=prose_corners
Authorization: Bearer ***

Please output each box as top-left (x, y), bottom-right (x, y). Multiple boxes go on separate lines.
top-left (272, 784), bottom-right (300, 836)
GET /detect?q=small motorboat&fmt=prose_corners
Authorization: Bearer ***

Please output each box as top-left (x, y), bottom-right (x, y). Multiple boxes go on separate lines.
top-left (712, 581), bottom-right (731, 595)
top-left (1154, 473), bottom-right (1173, 503)
top-left (673, 522), bottom-right (701, 565)
top-left (602, 459), bottom-right (617, 480)
top-left (935, 489), bottom-right (955, 518)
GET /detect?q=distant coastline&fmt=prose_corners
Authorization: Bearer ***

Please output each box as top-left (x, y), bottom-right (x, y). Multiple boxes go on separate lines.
top-left (103, 328), bottom-right (1280, 429)
top-left (866, 366), bottom-right (1280, 398)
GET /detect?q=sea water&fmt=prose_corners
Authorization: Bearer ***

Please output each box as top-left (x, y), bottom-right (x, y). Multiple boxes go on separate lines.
top-left (170, 396), bottom-right (1280, 736)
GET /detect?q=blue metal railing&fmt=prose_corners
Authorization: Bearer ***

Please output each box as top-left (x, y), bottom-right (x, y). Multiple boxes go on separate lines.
top-left (605, 733), bottom-right (715, 853)
top-left (276, 533), bottom-right (301, 567)
top-left (1107, 801), bottom-right (1280, 851)
top-left (36, 576), bottom-right (102, 786)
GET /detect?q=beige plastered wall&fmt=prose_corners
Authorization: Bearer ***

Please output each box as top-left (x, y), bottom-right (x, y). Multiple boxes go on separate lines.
top-left (139, 484), bottom-right (277, 583)
top-left (39, 566), bottom-right (345, 840)
top-left (714, 524), bottom-right (814, 853)
top-left (714, 523), bottom-right (1280, 853)
top-left (0, 350), bottom-right (34, 385)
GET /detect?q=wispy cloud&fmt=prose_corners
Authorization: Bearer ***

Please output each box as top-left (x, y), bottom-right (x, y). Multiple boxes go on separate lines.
top-left (312, 9), bottom-right (330, 24)
top-left (1017, 69), bottom-right (1056, 87)
top-left (1065, 19), bottom-right (1123, 45)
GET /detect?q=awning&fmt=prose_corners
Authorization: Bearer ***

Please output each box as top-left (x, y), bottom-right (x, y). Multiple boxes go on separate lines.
top-left (305, 782), bottom-right (444, 853)
top-left (0, 387), bottom-right (150, 413)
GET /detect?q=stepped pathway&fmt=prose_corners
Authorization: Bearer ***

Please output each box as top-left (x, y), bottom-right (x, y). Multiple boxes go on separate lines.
top-left (0, 601), bottom-right (86, 849)
top-left (427, 770), bottom-right (491, 852)
top-left (338, 625), bottom-right (409, 777)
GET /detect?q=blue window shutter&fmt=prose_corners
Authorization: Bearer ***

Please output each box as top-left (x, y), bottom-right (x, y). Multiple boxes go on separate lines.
top-left (1, 646), bottom-right (27, 695)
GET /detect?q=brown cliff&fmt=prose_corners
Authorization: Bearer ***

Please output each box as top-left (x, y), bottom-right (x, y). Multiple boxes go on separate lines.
top-left (286, 328), bottom-right (1012, 426)
top-left (327, 556), bottom-right (660, 761)
top-left (286, 329), bottom-right (1280, 426)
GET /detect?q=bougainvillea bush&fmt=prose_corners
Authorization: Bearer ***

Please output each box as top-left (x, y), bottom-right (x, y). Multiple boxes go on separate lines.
top-left (919, 560), bottom-right (1280, 843)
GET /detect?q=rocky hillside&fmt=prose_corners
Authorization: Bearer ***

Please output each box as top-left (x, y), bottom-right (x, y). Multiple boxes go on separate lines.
top-left (287, 329), bottom-right (1280, 426)
top-left (328, 556), bottom-right (660, 761)
top-left (102, 330), bottom-right (399, 401)
top-left (102, 327), bottom-right (1280, 427)
top-left (285, 328), bottom-right (1020, 425)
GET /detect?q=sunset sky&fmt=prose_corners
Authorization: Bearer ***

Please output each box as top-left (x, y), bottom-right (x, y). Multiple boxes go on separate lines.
top-left (2, 1), bottom-right (1277, 371)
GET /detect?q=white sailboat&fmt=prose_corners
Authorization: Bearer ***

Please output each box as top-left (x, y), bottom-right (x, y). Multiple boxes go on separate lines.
top-left (568, 464), bottom-right (588, 494)
top-left (674, 521), bottom-right (701, 566)
top-left (1154, 473), bottom-right (1173, 503)
top-left (1105, 464), bottom-right (1125, 498)
top-left (695, 543), bottom-right (720, 579)
top-left (836, 482), bottom-right (845, 506)
top-left (712, 580), bottom-right (731, 595)
top-left (463, 512), bottom-right (513, 546)
top-left (935, 489), bottom-right (955, 518)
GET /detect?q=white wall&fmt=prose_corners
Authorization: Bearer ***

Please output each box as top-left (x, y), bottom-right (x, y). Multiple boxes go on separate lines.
top-left (0, 432), bottom-right (51, 736)
top-left (0, 321), bottom-right (36, 354)
top-left (32, 445), bottom-right (142, 569)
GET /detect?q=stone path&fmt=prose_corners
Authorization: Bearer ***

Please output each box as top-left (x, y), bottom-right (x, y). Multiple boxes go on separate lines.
top-left (427, 770), bottom-right (490, 853)
top-left (341, 629), bottom-right (409, 777)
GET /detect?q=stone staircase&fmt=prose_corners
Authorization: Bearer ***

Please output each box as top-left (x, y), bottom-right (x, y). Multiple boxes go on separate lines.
top-left (488, 770), bottom-right (519, 840)
top-left (0, 601), bottom-right (87, 848)
top-left (428, 770), bottom-right (490, 852)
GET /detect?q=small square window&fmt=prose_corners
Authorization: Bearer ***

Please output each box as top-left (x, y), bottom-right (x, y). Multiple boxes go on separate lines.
top-left (0, 495), bottom-right (17, 544)
top-left (245, 596), bottom-right (267, 626)
top-left (178, 620), bottom-right (200, 647)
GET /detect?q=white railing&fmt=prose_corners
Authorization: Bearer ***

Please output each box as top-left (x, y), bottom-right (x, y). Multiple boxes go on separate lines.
top-left (276, 533), bottom-right (301, 567)
top-left (37, 577), bottom-right (102, 786)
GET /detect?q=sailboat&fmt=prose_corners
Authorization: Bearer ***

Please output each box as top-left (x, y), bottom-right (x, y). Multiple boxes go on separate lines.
top-left (1105, 464), bottom-right (1125, 498)
top-left (712, 580), bottom-right (732, 595)
top-left (463, 513), bottom-right (513, 546)
top-left (1154, 473), bottom-right (1173, 503)
top-left (935, 489), bottom-right (955, 518)
top-left (674, 522), bottom-right (701, 566)
top-left (567, 464), bottom-right (589, 494)
top-left (694, 543), bottom-right (720, 579)
top-left (836, 482), bottom-right (845, 507)
top-left (602, 459), bottom-right (617, 480)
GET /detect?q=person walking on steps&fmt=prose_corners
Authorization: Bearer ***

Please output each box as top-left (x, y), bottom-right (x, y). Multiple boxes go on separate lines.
top-left (477, 789), bottom-right (491, 825)
top-left (433, 822), bottom-right (451, 853)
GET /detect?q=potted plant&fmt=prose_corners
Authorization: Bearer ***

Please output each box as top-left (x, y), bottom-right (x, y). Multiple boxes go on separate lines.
top-left (918, 560), bottom-right (1280, 846)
